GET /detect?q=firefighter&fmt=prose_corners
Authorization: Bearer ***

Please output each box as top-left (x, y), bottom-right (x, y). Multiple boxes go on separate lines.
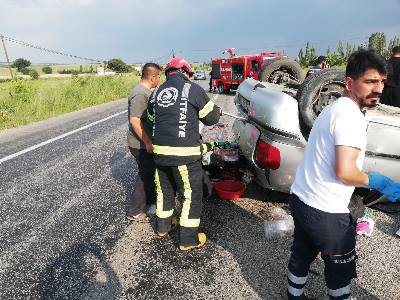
top-left (145, 57), bottom-right (222, 250)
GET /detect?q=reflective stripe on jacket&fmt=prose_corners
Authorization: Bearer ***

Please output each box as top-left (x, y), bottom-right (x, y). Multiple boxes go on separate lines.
top-left (145, 73), bottom-right (220, 166)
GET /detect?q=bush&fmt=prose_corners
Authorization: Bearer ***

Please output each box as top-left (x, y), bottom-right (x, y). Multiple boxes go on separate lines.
top-left (107, 58), bottom-right (131, 73)
top-left (58, 69), bottom-right (71, 74)
top-left (12, 58), bottom-right (31, 72)
top-left (29, 70), bottom-right (39, 80)
top-left (42, 66), bottom-right (53, 74)
top-left (59, 69), bottom-right (81, 75)
top-left (9, 79), bottom-right (33, 103)
top-left (20, 67), bottom-right (32, 75)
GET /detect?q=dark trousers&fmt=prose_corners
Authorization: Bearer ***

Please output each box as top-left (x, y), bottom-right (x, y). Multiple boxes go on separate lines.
top-left (155, 161), bottom-right (203, 247)
top-left (380, 85), bottom-right (400, 108)
top-left (287, 194), bottom-right (357, 300)
top-left (128, 148), bottom-right (156, 215)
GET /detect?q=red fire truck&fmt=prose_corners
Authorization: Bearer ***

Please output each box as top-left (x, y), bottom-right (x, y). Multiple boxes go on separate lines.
top-left (210, 52), bottom-right (304, 93)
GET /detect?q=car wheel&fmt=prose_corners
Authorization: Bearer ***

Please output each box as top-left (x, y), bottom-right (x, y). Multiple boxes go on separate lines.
top-left (296, 68), bottom-right (345, 136)
top-left (218, 83), bottom-right (225, 94)
top-left (259, 58), bottom-right (305, 86)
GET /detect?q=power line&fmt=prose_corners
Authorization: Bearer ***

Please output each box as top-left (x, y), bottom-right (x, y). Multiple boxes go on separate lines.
top-left (185, 36), bottom-right (369, 54)
top-left (150, 50), bottom-right (173, 63)
top-left (1, 34), bottom-right (104, 63)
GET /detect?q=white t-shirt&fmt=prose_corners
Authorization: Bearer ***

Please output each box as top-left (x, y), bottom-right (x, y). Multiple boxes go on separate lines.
top-left (291, 97), bottom-right (367, 213)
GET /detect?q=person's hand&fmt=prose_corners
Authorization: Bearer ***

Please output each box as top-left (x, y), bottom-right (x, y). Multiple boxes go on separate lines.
top-left (145, 143), bottom-right (153, 154)
top-left (368, 172), bottom-right (400, 202)
top-left (206, 142), bottom-right (217, 151)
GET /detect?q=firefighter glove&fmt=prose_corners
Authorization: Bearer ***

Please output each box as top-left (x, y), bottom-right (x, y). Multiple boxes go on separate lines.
top-left (368, 172), bottom-right (400, 202)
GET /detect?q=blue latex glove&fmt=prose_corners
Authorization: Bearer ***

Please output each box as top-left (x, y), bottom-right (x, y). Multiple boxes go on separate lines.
top-left (368, 172), bottom-right (400, 202)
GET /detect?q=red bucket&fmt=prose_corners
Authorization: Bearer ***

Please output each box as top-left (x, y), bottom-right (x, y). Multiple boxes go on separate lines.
top-left (213, 180), bottom-right (246, 201)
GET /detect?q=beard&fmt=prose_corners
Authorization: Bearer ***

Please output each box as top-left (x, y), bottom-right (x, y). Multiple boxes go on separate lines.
top-left (360, 92), bottom-right (382, 108)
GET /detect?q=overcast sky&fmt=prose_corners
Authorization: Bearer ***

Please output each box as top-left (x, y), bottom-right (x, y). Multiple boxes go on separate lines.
top-left (1, 0), bottom-right (400, 64)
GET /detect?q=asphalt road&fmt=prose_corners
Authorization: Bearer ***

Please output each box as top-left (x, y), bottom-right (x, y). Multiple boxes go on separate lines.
top-left (1, 79), bottom-right (400, 299)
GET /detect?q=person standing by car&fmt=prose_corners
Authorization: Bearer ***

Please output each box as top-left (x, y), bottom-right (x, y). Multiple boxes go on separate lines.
top-left (145, 57), bottom-right (221, 250)
top-left (287, 50), bottom-right (400, 299)
top-left (306, 55), bottom-right (329, 78)
top-left (126, 63), bottom-right (162, 222)
top-left (209, 70), bottom-right (214, 92)
top-left (380, 46), bottom-right (400, 107)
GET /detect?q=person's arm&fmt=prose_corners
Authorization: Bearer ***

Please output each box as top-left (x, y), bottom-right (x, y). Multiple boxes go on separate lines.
top-left (335, 145), bottom-right (369, 186)
top-left (129, 116), bottom-right (152, 153)
top-left (195, 86), bottom-right (221, 125)
top-left (129, 93), bottom-right (153, 153)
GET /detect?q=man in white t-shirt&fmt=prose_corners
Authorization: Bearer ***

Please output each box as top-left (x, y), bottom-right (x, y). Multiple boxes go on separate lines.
top-left (287, 50), bottom-right (400, 300)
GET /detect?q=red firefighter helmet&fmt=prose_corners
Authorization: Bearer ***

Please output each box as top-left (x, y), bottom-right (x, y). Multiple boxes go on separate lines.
top-left (165, 57), bottom-right (194, 77)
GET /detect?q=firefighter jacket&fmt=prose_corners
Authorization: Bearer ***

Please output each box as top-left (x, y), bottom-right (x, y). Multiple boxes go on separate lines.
top-left (145, 73), bottom-right (221, 166)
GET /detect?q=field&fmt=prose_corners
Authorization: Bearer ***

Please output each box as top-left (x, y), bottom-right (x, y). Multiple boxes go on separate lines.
top-left (0, 60), bottom-right (206, 131)
top-left (0, 64), bottom-right (104, 77)
top-left (0, 74), bottom-right (140, 130)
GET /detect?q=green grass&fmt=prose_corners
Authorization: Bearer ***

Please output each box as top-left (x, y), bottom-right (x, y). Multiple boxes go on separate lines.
top-left (0, 74), bottom-right (140, 130)
top-left (0, 64), bottom-right (102, 76)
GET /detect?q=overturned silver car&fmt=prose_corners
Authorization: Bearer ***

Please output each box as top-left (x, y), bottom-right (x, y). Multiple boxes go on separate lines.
top-left (233, 69), bottom-right (400, 206)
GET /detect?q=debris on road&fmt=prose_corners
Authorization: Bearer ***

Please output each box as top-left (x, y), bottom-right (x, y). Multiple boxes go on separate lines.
top-left (356, 209), bottom-right (375, 237)
top-left (263, 207), bottom-right (294, 239)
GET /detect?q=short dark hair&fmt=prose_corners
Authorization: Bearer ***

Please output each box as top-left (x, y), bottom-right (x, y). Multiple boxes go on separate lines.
top-left (346, 49), bottom-right (388, 79)
top-left (316, 56), bottom-right (327, 65)
top-left (392, 46), bottom-right (400, 55)
top-left (141, 63), bottom-right (162, 79)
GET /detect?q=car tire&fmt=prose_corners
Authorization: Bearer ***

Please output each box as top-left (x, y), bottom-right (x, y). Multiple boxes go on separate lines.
top-left (296, 68), bottom-right (345, 136)
top-left (218, 83), bottom-right (225, 94)
top-left (259, 58), bottom-right (305, 85)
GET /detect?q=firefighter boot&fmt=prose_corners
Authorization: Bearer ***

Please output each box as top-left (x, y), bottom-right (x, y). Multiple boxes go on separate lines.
top-left (157, 217), bottom-right (178, 237)
top-left (179, 233), bottom-right (207, 251)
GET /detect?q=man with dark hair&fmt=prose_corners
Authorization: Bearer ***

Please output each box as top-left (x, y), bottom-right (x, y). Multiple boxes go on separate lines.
top-left (287, 50), bottom-right (400, 299)
top-left (306, 55), bottom-right (328, 77)
top-left (126, 63), bottom-right (162, 222)
top-left (380, 46), bottom-right (400, 107)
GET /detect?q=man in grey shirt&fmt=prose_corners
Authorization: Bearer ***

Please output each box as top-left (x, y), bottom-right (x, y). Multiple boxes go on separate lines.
top-left (127, 63), bottom-right (162, 222)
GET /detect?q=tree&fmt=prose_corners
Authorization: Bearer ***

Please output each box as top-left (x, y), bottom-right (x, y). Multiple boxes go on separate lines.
top-left (337, 41), bottom-right (345, 60)
top-left (368, 32), bottom-right (386, 56)
top-left (309, 46), bottom-right (318, 66)
top-left (12, 58), bottom-right (31, 72)
top-left (345, 43), bottom-right (353, 62)
top-left (297, 48), bottom-right (305, 66)
top-left (326, 46), bottom-right (331, 56)
top-left (106, 58), bottom-right (132, 73)
top-left (42, 66), bottom-right (53, 74)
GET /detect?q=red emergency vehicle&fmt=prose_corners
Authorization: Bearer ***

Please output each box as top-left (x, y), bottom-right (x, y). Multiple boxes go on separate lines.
top-left (211, 52), bottom-right (303, 93)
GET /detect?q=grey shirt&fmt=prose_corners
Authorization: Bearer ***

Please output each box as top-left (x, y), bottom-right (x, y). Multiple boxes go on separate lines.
top-left (127, 82), bottom-right (152, 149)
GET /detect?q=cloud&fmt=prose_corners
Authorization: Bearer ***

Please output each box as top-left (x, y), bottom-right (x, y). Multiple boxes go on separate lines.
top-left (1, 0), bottom-right (399, 63)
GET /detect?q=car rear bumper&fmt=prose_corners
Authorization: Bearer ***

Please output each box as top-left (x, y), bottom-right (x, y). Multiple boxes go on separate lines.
top-left (234, 118), bottom-right (304, 193)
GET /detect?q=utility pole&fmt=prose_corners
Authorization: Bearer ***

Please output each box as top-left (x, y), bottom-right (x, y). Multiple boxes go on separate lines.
top-left (0, 34), bottom-right (14, 79)
top-left (172, 49), bottom-right (175, 58)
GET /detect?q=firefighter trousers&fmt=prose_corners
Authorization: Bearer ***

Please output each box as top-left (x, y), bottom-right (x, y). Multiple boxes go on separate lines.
top-left (155, 161), bottom-right (203, 247)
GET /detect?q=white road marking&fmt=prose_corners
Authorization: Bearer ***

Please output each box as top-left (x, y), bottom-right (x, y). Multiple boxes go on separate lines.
top-left (0, 110), bottom-right (127, 165)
